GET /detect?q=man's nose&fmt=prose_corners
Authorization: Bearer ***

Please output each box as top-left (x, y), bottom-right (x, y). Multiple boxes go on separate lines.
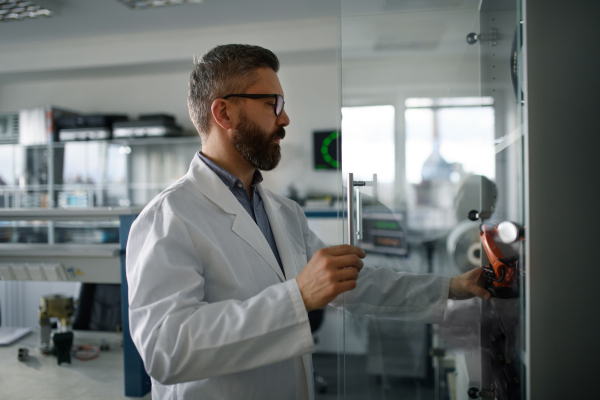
top-left (278, 109), bottom-right (290, 127)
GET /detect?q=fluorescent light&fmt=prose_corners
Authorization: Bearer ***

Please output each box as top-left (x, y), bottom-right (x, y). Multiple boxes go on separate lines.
top-left (0, 1), bottom-right (55, 22)
top-left (117, 0), bottom-right (203, 10)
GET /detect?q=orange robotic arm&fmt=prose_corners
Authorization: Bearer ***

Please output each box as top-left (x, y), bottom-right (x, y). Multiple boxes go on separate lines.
top-left (479, 225), bottom-right (518, 288)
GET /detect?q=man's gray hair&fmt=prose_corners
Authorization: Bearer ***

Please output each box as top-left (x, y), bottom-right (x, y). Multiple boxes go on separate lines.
top-left (188, 44), bottom-right (280, 140)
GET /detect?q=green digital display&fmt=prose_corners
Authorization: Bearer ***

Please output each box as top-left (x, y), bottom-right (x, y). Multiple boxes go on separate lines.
top-left (372, 220), bottom-right (400, 230)
top-left (314, 130), bottom-right (341, 170)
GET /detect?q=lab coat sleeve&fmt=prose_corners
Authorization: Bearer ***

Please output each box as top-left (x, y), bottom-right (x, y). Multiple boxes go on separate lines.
top-left (126, 210), bottom-right (314, 385)
top-left (332, 267), bottom-right (450, 323)
top-left (296, 204), bottom-right (450, 324)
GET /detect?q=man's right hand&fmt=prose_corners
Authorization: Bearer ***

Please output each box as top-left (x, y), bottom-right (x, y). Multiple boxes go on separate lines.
top-left (296, 245), bottom-right (366, 312)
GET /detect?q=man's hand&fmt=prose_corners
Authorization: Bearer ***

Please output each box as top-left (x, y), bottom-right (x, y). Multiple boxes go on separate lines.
top-left (296, 245), bottom-right (366, 311)
top-left (449, 267), bottom-right (491, 301)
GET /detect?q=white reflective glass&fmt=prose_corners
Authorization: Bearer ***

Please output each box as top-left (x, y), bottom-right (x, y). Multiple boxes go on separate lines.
top-left (339, 0), bottom-right (525, 399)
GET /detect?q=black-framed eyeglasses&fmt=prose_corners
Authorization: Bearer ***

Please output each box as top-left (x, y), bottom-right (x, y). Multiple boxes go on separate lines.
top-left (223, 94), bottom-right (285, 117)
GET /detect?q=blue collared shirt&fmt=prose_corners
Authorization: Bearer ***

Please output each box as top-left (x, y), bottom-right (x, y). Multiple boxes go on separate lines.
top-left (197, 152), bottom-right (285, 277)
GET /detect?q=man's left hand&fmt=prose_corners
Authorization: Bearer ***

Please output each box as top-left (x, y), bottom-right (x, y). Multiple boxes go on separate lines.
top-left (449, 267), bottom-right (491, 301)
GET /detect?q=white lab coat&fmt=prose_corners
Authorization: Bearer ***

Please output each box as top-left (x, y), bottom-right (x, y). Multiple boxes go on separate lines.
top-left (126, 155), bottom-right (450, 400)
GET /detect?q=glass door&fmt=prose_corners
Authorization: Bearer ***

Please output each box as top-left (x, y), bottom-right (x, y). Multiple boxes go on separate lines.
top-left (338, 1), bottom-right (526, 399)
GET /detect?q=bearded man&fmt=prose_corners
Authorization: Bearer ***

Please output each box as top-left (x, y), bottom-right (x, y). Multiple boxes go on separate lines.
top-left (126, 44), bottom-right (489, 400)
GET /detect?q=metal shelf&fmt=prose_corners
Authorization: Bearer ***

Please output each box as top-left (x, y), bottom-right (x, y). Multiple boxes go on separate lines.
top-left (0, 135), bottom-right (201, 148)
top-left (0, 207), bottom-right (143, 220)
top-left (0, 243), bottom-right (120, 258)
top-left (109, 135), bottom-right (201, 146)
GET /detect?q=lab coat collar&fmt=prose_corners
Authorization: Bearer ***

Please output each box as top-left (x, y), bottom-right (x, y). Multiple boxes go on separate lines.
top-left (186, 156), bottom-right (286, 282)
top-left (197, 152), bottom-right (264, 190)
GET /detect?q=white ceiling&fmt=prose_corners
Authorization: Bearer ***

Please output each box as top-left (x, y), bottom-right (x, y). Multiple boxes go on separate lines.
top-left (0, 0), bottom-right (488, 48)
top-left (0, 0), bottom-right (495, 84)
top-left (0, 0), bottom-right (341, 46)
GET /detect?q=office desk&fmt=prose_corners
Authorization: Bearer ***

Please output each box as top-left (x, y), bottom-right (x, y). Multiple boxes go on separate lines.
top-left (0, 330), bottom-right (151, 399)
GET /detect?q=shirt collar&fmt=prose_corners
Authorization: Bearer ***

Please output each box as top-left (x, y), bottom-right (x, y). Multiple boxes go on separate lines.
top-left (197, 152), bottom-right (263, 189)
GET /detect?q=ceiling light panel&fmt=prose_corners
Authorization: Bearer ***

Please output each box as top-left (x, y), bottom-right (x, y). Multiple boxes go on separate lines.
top-left (0, 1), bottom-right (54, 22)
top-left (117, 0), bottom-right (203, 10)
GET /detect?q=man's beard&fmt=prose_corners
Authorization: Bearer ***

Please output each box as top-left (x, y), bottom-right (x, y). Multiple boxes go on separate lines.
top-left (232, 112), bottom-right (285, 171)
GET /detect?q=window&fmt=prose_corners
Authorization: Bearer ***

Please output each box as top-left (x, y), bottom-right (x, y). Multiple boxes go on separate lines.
top-left (405, 97), bottom-right (495, 184)
top-left (341, 105), bottom-right (395, 184)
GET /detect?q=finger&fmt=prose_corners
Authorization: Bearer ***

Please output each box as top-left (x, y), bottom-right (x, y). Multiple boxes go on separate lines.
top-left (468, 283), bottom-right (491, 300)
top-left (327, 245), bottom-right (366, 258)
top-left (476, 270), bottom-right (487, 287)
top-left (463, 267), bottom-right (486, 287)
top-left (328, 254), bottom-right (364, 271)
top-left (335, 266), bottom-right (360, 282)
top-left (335, 279), bottom-right (358, 294)
top-left (464, 268), bottom-right (490, 299)
top-left (466, 267), bottom-right (483, 279)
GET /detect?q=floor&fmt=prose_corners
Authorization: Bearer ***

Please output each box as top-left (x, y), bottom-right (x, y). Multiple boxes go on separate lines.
top-left (313, 353), bottom-right (436, 400)
top-left (2, 331), bottom-right (434, 400)
top-left (0, 329), bottom-right (151, 400)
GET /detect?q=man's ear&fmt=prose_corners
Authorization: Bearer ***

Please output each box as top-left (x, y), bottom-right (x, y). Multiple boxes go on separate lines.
top-left (210, 98), bottom-right (234, 130)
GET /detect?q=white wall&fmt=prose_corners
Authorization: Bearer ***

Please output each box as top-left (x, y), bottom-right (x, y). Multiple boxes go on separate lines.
top-left (0, 17), bottom-right (339, 75)
top-left (0, 70), bottom-right (192, 128)
top-left (264, 62), bottom-right (340, 197)
top-left (0, 60), bottom-right (341, 198)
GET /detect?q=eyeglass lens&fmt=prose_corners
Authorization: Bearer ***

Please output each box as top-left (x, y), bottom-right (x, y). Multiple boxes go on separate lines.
top-left (276, 95), bottom-right (284, 116)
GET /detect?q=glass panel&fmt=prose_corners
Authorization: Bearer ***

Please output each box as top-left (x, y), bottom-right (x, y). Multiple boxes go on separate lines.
top-left (338, 1), bottom-right (525, 399)
top-left (0, 144), bottom-right (48, 208)
top-left (0, 218), bottom-right (120, 245)
top-left (124, 138), bottom-right (200, 207)
top-left (0, 137), bottom-right (200, 244)
top-left (0, 137), bottom-right (201, 211)
top-left (0, 220), bottom-right (49, 244)
top-left (54, 138), bottom-right (200, 209)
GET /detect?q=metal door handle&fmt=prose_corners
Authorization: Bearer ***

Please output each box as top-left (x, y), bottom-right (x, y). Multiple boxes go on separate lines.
top-left (346, 173), bottom-right (368, 245)
top-left (355, 186), bottom-right (362, 241)
top-left (347, 173), bottom-right (355, 246)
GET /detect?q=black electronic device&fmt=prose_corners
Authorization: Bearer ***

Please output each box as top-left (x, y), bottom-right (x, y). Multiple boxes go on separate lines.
top-left (359, 209), bottom-right (408, 256)
top-left (313, 130), bottom-right (341, 170)
top-left (59, 128), bottom-right (112, 141)
top-left (139, 113), bottom-right (176, 124)
top-left (52, 331), bottom-right (74, 365)
top-left (56, 114), bottom-right (128, 141)
top-left (56, 114), bottom-right (128, 130)
top-left (113, 114), bottom-right (183, 138)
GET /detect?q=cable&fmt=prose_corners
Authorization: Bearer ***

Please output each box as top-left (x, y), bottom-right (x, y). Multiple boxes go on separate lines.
top-left (72, 344), bottom-right (100, 361)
